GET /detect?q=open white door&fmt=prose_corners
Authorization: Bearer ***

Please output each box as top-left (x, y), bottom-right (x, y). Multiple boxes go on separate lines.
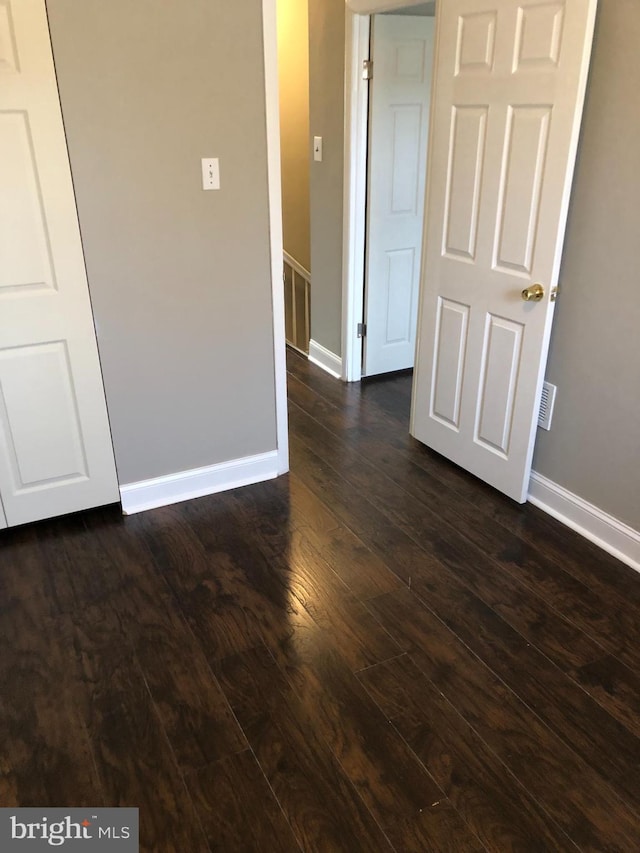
top-left (411, 0), bottom-right (597, 502)
top-left (0, 0), bottom-right (119, 526)
top-left (364, 15), bottom-right (434, 377)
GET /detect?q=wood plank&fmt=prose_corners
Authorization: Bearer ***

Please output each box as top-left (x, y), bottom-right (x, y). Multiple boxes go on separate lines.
top-left (185, 750), bottom-right (302, 853)
top-left (144, 494), bottom-right (397, 679)
top-left (288, 376), bottom-right (640, 722)
top-left (274, 649), bottom-right (487, 852)
top-left (367, 589), bottom-right (640, 851)
top-left (131, 598), bottom-right (248, 773)
top-left (569, 654), bottom-right (640, 740)
top-left (358, 654), bottom-right (577, 852)
top-left (0, 521), bottom-right (78, 621)
top-left (228, 484), bottom-right (401, 671)
top-left (288, 476), bottom-right (402, 599)
top-left (16, 554), bottom-right (208, 851)
top-left (287, 392), bottom-right (640, 680)
top-left (138, 501), bottom-right (295, 661)
top-left (385, 574), bottom-right (640, 818)
top-left (232, 473), bottom-right (401, 600)
top-left (35, 512), bottom-right (230, 850)
top-left (0, 523), bottom-right (104, 807)
top-left (289, 426), bottom-right (603, 672)
top-left (288, 352), bottom-right (640, 616)
top-left (214, 645), bottom-right (396, 853)
top-left (288, 390), bottom-right (640, 670)
top-left (176, 483), bottom-right (470, 850)
top-left (59, 507), bottom-right (248, 774)
top-left (192, 483), bottom-right (482, 848)
top-left (287, 415), bottom-right (640, 814)
top-left (287, 348), bottom-right (361, 414)
top-left (0, 606), bottom-right (103, 808)
top-left (63, 597), bottom-right (210, 852)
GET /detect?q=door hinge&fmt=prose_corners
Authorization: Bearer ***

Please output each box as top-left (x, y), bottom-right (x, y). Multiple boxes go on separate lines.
top-left (362, 60), bottom-right (373, 80)
top-left (357, 322), bottom-right (367, 338)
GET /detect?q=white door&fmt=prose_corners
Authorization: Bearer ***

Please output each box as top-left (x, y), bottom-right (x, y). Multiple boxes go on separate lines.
top-left (363, 15), bottom-right (434, 376)
top-left (0, 0), bottom-right (119, 526)
top-left (411, 0), bottom-right (597, 502)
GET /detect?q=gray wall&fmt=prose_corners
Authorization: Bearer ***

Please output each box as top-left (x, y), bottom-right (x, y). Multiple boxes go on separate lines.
top-left (533, 0), bottom-right (640, 530)
top-left (308, 0), bottom-right (346, 357)
top-left (47, 0), bottom-right (278, 486)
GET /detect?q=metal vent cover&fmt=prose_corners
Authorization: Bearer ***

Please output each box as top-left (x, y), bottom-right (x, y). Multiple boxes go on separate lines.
top-left (538, 381), bottom-right (557, 431)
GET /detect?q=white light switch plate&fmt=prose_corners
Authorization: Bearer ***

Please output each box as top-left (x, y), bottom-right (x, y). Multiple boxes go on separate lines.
top-left (201, 158), bottom-right (220, 190)
top-left (313, 136), bottom-right (323, 162)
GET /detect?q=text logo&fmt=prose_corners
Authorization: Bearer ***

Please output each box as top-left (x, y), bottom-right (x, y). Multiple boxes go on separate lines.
top-left (1, 809), bottom-right (138, 851)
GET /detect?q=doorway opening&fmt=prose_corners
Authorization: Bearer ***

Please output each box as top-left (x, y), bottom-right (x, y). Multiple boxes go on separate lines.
top-left (275, 0), bottom-right (437, 381)
top-left (343, 2), bottom-right (437, 382)
top-left (361, 6), bottom-right (435, 378)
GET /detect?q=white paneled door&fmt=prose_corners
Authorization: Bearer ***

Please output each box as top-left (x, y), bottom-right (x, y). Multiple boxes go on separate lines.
top-left (0, 0), bottom-right (119, 526)
top-left (411, 0), bottom-right (597, 502)
top-left (364, 15), bottom-right (435, 377)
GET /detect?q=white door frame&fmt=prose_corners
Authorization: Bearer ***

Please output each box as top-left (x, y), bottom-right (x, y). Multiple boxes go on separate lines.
top-left (262, 0), bottom-right (290, 473)
top-left (341, 10), bottom-right (372, 382)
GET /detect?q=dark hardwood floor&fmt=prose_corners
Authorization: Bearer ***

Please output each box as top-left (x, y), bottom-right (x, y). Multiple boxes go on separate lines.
top-left (2, 345), bottom-right (640, 850)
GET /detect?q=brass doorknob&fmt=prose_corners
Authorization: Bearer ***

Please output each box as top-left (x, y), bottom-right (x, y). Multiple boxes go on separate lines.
top-left (521, 284), bottom-right (545, 302)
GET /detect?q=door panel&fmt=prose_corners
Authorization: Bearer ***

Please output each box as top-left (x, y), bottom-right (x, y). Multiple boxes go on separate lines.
top-left (0, 3), bottom-right (19, 73)
top-left (0, 342), bottom-right (88, 489)
top-left (456, 11), bottom-right (497, 74)
top-left (493, 105), bottom-right (551, 273)
top-left (514, 3), bottom-right (565, 69)
top-left (385, 248), bottom-right (416, 344)
top-left (475, 314), bottom-right (523, 455)
top-left (390, 106), bottom-right (422, 214)
top-left (364, 15), bottom-right (435, 376)
top-left (0, 111), bottom-right (55, 292)
top-left (432, 298), bottom-right (469, 428)
top-left (0, 0), bottom-right (119, 526)
top-left (411, 0), bottom-right (598, 502)
top-left (443, 106), bottom-right (487, 259)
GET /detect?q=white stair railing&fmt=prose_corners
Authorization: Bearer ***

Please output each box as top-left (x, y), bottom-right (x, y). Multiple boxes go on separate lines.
top-left (283, 252), bottom-right (311, 355)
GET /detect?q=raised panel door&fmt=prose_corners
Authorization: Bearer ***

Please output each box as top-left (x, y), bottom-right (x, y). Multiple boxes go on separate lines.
top-left (364, 14), bottom-right (435, 376)
top-left (0, 0), bottom-right (119, 525)
top-left (411, 0), bottom-right (598, 501)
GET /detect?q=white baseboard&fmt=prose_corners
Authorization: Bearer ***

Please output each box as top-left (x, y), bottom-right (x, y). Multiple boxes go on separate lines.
top-left (120, 450), bottom-right (280, 515)
top-left (528, 471), bottom-right (640, 572)
top-left (308, 339), bottom-right (343, 379)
